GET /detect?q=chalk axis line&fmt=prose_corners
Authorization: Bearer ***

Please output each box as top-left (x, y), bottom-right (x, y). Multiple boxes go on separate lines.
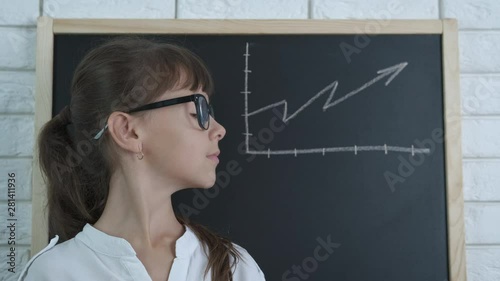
top-left (241, 42), bottom-right (431, 158)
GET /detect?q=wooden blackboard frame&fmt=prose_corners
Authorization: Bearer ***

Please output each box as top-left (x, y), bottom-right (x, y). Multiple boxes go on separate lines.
top-left (33, 17), bottom-right (465, 281)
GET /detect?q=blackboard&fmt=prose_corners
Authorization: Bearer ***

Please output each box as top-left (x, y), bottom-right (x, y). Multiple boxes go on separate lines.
top-left (33, 18), bottom-right (466, 281)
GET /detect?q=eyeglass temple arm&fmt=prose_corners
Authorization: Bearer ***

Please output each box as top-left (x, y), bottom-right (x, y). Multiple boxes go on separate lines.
top-left (93, 95), bottom-right (198, 140)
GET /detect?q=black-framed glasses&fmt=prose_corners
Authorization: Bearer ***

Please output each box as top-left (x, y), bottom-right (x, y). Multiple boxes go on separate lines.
top-left (93, 93), bottom-right (215, 140)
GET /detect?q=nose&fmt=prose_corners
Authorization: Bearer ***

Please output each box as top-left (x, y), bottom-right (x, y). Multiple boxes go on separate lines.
top-left (210, 117), bottom-right (226, 141)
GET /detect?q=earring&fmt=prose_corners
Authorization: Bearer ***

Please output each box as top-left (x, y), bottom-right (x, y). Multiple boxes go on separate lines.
top-left (137, 143), bottom-right (144, 160)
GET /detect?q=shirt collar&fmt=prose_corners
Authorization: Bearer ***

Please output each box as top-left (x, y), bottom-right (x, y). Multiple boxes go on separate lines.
top-left (75, 223), bottom-right (199, 258)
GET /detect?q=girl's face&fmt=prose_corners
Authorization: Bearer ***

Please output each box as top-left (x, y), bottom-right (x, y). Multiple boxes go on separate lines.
top-left (141, 88), bottom-right (226, 190)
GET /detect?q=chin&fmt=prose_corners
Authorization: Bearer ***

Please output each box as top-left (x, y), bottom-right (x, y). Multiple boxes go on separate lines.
top-left (204, 170), bottom-right (217, 188)
top-left (203, 180), bottom-right (217, 189)
top-left (192, 177), bottom-right (216, 189)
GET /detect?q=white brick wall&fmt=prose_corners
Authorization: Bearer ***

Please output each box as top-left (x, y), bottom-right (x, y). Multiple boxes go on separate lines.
top-left (464, 160), bottom-right (500, 200)
top-left (178, 0), bottom-right (308, 19)
top-left (0, 159), bottom-right (33, 201)
top-left (461, 74), bottom-right (500, 115)
top-left (0, 202), bottom-right (32, 245)
top-left (0, 0), bottom-right (39, 26)
top-left (0, 28), bottom-right (36, 69)
top-left (0, 1), bottom-right (499, 280)
top-left (443, 0), bottom-right (500, 29)
top-left (467, 247), bottom-right (500, 281)
top-left (444, 1), bottom-right (500, 277)
top-left (43, 0), bottom-right (176, 19)
top-left (463, 118), bottom-right (500, 157)
top-left (312, 0), bottom-right (439, 19)
top-left (459, 32), bottom-right (500, 73)
top-left (0, 246), bottom-right (31, 281)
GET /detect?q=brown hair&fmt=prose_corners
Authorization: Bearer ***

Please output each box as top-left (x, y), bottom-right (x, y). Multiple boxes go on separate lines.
top-left (36, 36), bottom-right (242, 280)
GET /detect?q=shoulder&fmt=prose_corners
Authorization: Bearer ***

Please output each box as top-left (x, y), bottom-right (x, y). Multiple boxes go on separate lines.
top-left (17, 235), bottom-right (80, 281)
top-left (230, 242), bottom-right (266, 281)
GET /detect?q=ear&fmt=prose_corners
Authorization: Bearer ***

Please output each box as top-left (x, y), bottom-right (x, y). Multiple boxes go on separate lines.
top-left (107, 111), bottom-right (142, 154)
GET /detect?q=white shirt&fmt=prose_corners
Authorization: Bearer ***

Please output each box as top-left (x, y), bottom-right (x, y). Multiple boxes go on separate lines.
top-left (17, 223), bottom-right (266, 281)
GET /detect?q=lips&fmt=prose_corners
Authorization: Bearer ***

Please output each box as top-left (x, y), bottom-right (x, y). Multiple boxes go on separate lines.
top-left (207, 151), bottom-right (220, 164)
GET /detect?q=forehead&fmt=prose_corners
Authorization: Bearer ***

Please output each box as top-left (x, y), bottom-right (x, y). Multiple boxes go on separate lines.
top-left (158, 88), bottom-right (210, 103)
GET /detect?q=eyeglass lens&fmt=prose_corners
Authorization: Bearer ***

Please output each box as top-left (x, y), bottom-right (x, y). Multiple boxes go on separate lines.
top-left (197, 95), bottom-right (214, 130)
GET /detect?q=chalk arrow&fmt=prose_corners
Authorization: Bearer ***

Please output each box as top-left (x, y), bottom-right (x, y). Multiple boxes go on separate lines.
top-left (322, 62), bottom-right (408, 110)
top-left (245, 62), bottom-right (408, 123)
top-left (246, 81), bottom-right (338, 123)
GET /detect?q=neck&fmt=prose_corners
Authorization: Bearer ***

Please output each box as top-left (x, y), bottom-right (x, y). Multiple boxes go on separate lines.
top-left (93, 167), bottom-right (185, 251)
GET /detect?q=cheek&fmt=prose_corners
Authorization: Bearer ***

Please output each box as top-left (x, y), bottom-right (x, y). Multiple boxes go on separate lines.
top-left (147, 111), bottom-right (195, 151)
top-left (162, 134), bottom-right (212, 186)
top-left (145, 111), bottom-right (208, 178)
top-left (160, 128), bottom-right (204, 166)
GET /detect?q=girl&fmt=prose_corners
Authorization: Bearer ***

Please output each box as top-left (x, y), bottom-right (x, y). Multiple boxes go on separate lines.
top-left (17, 37), bottom-right (266, 281)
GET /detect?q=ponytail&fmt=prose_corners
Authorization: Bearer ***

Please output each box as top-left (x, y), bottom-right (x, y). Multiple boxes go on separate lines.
top-left (37, 104), bottom-right (109, 241)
